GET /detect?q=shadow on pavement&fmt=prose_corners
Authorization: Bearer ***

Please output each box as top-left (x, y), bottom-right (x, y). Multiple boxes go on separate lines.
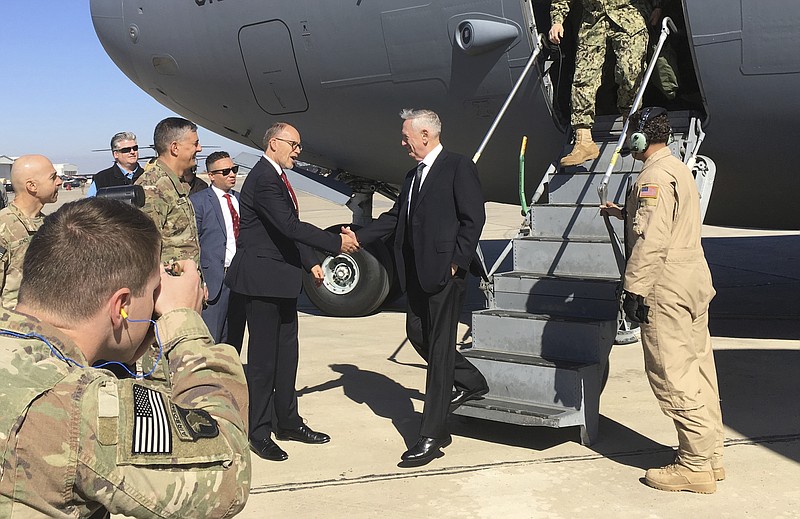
top-left (715, 348), bottom-right (800, 464)
top-left (297, 363), bottom-right (425, 448)
top-left (703, 235), bottom-right (800, 340)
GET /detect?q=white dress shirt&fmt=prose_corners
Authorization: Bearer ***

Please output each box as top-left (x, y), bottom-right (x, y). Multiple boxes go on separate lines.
top-left (211, 185), bottom-right (239, 267)
top-left (407, 143), bottom-right (443, 215)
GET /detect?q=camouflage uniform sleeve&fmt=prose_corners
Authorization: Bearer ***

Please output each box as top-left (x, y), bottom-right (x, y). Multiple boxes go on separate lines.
top-left (550, 0), bottom-right (572, 26)
top-left (138, 174), bottom-right (171, 235)
top-left (76, 310), bottom-right (250, 518)
top-left (623, 168), bottom-right (675, 297)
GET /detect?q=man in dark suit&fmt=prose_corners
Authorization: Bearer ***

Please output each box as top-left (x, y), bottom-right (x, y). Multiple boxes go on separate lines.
top-left (225, 122), bottom-right (359, 462)
top-left (190, 151), bottom-right (245, 349)
top-left (349, 109), bottom-right (488, 465)
top-left (87, 131), bottom-right (145, 197)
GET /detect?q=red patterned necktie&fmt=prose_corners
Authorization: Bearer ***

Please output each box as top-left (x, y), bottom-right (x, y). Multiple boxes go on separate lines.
top-left (280, 172), bottom-right (299, 215)
top-left (223, 193), bottom-right (239, 240)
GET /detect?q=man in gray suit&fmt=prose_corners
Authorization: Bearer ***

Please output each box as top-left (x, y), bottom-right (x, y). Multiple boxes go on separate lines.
top-left (190, 151), bottom-right (245, 349)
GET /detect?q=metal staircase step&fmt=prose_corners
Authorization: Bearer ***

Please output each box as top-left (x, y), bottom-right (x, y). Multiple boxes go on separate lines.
top-left (493, 272), bottom-right (618, 319)
top-left (460, 349), bottom-right (588, 409)
top-left (454, 396), bottom-right (585, 429)
top-left (548, 171), bottom-right (636, 205)
top-left (529, 204), bottom-right (624, 239)
top-left (513, 237), bottom-right (621, 279)
top-left (472, 308), bottom-right (616, 362)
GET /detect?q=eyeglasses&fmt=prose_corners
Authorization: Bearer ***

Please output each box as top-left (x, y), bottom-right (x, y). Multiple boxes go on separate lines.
top-left (274, 137), bottom-right (303, 151)
top-left (114, 145), bottom-right (139, 154)
top-left (209, 165), bottom-right (239, 175)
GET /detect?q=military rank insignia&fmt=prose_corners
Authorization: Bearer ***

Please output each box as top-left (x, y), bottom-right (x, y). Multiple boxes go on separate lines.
top-left (171, 404), bottom-right (220, 441)
top-left (132, 385), bottom-right (172, 454)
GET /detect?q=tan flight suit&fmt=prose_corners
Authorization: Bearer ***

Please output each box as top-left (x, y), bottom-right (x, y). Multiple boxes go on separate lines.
top-left (624, 146), bottom-right (723, 471)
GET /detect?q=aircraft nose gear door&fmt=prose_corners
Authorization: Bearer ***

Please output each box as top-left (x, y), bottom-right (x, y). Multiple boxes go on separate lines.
top-left (239, 20), bottom-right (309, 115)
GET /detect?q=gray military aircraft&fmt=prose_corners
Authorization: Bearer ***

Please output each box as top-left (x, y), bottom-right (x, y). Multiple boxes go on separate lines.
top-left (91, 0), bottom-right (800, 316)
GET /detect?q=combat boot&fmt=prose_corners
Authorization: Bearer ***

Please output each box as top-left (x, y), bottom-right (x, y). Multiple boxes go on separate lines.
top-left (560, 128), bottom-right (600, 167)
top-left (644, 463), bottom-right (716, 494)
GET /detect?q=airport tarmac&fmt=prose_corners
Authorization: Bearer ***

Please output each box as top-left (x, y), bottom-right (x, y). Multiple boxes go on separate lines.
top-left (35, 184), bottom-right (800, 517)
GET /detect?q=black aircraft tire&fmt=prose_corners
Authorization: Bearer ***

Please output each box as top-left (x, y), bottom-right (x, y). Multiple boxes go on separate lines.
top-left (302, 224), bottom-right (392, 317)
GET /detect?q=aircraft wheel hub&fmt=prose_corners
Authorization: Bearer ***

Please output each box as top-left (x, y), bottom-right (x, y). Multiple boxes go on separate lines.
top-left (322, 254), bottom-right (360, 295)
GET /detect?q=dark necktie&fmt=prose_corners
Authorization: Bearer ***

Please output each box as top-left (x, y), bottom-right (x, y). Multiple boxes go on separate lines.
top-left (281, 172), bottom-right (299, 215)
top-left (223, 193), bottom-right (239, 240)
top-left (410, 162), bottom-right (425, 214)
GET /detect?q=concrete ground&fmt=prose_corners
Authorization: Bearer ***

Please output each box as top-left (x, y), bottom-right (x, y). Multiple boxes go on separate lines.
top-left (40, 182), bottom-right (800, 518)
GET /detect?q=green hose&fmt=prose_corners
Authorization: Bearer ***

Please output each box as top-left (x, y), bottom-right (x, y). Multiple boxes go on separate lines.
top-left (519, 136), bottom-right (529, 215)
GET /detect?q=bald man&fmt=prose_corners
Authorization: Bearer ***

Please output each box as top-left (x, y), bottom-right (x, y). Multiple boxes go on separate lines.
top-left (0, 155), bottom-right (62, 308)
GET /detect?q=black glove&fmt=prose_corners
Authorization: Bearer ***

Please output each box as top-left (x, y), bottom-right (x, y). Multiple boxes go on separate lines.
top-left (622, 291), bottom-right (650, 324)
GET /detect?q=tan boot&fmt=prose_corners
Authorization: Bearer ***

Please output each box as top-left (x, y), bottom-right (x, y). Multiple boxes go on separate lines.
top-left (560, 128), bottom-right (600, 167)
top-left (712, 465), bottom-right (726, 481)
top-left (644, 463), bottom-right (716, 494)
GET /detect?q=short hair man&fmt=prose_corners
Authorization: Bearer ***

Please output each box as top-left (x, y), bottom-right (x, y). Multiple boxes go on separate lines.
top-left (0, 154), bottom-right (62, 309)
top-left (225, 122), bottom-right (358, 462)
top-left (190, 151), bottom-right (245, 347)
top-left (602, 107), bottom-right (724, 493)
top-left (183, 165), bottom-right (210, 195)
top-left (349, 109), bottom-right (488, 465)
top-left (87, 131), bottom-right (145, 197)
top-left (549, 0), bottom-right (650, 166)
top-left (0, 198), bottom-right (250, 517)
top-left (135, 117), bottom-right (203, 266)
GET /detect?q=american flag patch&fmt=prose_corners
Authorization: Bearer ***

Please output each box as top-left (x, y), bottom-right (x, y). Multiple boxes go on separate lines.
top-left (132, 385), bottom-right (172, 454)
top-left (639, 184), bottom-right (659, 199)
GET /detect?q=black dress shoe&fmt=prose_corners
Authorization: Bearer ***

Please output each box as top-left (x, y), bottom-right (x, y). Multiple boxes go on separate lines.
top-left (275, 424), bottom-right (330, 444)
top-left (449, 386), bottom-right (489, 412)
top-left (249, 438), bottom-right (288, 461)
top-left (401, 435), bottom-right (452, 464)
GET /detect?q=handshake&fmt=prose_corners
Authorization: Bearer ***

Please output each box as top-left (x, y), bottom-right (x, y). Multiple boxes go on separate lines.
top-left (338, 226), bottom-right (360, 254)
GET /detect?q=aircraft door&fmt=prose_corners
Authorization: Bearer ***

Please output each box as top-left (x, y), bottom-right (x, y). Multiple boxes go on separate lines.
top-left (239, 20), bottom-right (309, 115)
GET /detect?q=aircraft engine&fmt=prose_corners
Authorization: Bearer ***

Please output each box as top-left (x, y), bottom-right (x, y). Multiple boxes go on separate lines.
top-left (454, 19), bottom-right (519, 56)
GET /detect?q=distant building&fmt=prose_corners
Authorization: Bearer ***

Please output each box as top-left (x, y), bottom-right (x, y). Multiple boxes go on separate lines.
top-left (0, 155), bottom-right (15, 183)
top-left (55, 163), bottom-right (79, 177)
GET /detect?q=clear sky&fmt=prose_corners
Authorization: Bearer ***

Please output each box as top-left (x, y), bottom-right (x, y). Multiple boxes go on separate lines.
top-left (0, 1), bottom-right (254, 175)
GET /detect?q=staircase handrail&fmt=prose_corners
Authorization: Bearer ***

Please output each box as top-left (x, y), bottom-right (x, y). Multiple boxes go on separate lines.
top-left (597, 16), bottom-right (677, 206)
top-left (473, 34), bottom-right (544, 164)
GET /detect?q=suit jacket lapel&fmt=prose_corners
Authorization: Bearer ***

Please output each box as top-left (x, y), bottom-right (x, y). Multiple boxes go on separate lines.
top-left (263, 158), bottom-right (295, 212)
top-left (210, 188), bottom-right (226, 236)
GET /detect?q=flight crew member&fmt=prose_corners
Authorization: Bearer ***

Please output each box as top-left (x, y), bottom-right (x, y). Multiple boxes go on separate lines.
top-left (87, 131), bottom-right (145, 197)
top-left (190, 151), bottom-right (246, 348)
top-left (348, 109), bottom-right (488, 465)
top-left (225, 122), bottom-right (359, 462)
top-left (135, 117), bottom-right (203, 267)
top-left (0, 198), bottom-right (250, 517)
top-left (601, 107), bottom-right (724, 494)
top-left (549, 0), bottom-right (650, 166)
top-left (0, 154), bottom-right (62, 309)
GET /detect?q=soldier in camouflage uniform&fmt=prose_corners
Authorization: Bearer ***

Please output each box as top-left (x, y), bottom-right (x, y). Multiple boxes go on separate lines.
top-left (0, 198), bottom-right (250, 517)
top-left (0, 155), bottom-right (62, 309)
top-left (135, 117), bottom-right (203, 267)
top-left (550, 0), bottom-right (650, 166)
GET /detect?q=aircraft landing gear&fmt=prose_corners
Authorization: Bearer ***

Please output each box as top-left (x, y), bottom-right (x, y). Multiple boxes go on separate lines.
top-left (302, 224), bottom-right (394, 316)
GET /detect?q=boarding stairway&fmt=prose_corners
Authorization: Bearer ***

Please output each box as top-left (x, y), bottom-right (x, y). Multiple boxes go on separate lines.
top-left (453, 111), bottom-right (714, 445)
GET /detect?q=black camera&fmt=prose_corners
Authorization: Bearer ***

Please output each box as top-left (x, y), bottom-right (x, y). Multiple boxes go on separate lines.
top-left (95, 185), bottom-right (146, 208)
